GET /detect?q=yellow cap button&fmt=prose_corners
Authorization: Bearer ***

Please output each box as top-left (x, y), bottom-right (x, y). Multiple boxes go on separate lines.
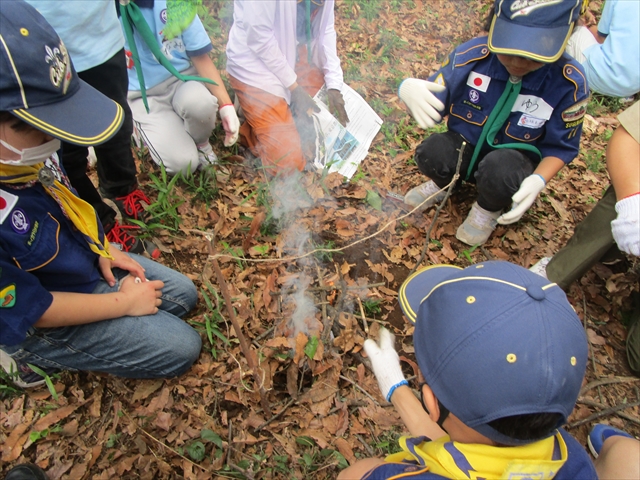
top-left (507, 353), bottom-right (517, 363)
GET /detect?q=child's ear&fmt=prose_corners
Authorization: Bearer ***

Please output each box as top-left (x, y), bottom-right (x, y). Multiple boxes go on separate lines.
top-left (420, 383), bottom-right (440, 423)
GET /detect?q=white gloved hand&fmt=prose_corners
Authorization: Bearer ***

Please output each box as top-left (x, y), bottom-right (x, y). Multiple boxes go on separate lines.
top-left (398, 78), bottom-right (446, 129)
top-left (363, 327), bottom-right (408, 402)
top-left (497, 174), bottom-right (546, 225)
top-left (612, 194), bottom-right (640, 256)
top-left (218, 104), bottom-right (240, 147)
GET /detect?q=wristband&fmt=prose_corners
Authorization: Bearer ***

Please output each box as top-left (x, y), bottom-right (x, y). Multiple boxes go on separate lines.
top-left (534, 174), bottom-right (546, 185)
top-left (621, 192), bottom-right (640, 200)
top-left (386, 379), bottom-right (409, 402)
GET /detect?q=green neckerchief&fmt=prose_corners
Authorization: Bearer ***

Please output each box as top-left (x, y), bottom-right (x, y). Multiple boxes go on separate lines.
top-left (119, 0), bottom-right (217, 113)
top-left (466, 76), bottom-right (542, 181)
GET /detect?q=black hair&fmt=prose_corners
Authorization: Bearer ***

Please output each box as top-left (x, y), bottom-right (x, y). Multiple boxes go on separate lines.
top-left (488, 412), bottom-right (564, 442)
top-left (0, 111), bottom-right (31, 132)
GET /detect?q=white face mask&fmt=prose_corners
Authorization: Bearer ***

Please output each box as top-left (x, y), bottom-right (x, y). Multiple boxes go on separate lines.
top-left (0, 138), bottom-right (61, 166)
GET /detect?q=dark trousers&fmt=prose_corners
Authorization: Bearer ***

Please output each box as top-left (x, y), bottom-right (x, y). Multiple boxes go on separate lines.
top-left (546, 185), bottom-right (619, 290)
top-left (61, 49), bottom-right (137, 230)
top-left (414, 131), bottom-right (536, 212)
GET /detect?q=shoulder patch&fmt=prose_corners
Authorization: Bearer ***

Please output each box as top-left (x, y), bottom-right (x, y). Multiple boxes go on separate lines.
top-left (562, 98), bottom-right (589, 122)
top-left (562, 63), bottom-right (589, 102)
top-left (0, 284), bottom-right (16, 308)
top-left (434, 73), bottom-right (446, 87)
top-left (454, 43), bottom-right (490, 68)
top-left (0, 189), bottom-right (19, 225)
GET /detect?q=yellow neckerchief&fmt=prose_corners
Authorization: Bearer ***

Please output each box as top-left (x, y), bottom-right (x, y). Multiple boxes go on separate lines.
top-left (0, 161), bottom-right (112, 259)
top-left (385, 431), bottom-right (568, 480)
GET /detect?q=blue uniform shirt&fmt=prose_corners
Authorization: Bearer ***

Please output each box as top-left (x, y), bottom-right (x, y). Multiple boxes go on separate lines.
top-left (0, 156), bottom-right (101, 346)
top-left (429, 36), bottom-right (589, 165)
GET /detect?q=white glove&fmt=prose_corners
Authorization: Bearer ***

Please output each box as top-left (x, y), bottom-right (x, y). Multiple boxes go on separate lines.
top-left (398, 78), bottom-right (446, 129)
top-left (612, 194), bottom-right (640, 256)
top-left (218, 104), bottom-right (240, 147)
top-left (363, 327), bottom-right (408, 402)
top-left (498, 174), bottom-right (546, 225)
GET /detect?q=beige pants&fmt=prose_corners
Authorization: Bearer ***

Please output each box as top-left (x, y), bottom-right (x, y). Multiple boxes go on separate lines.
top-left (128, 67), bottom-right (218, 175)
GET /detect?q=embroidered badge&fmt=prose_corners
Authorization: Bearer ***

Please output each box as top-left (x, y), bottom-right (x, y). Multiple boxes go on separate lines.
top-left (511, 0), bottom-right (563, 18)
top-left (469, 89), bottom-right (480, 103)
top-left (0, 189), bottom-right (19, 225)
top-left (0, 284), bottom-right (16, 308)
top-left (434, 73), bottom-right (446, 87)
top-left (466, 72), bottom-right (490, 93)
top-left (518, 114), bottom-right (546, 129)
top-left (10, 208), bottom-right (30, 234)
top-left (45, 41), bottom-right (71, 94)
top-left (562, 99), bottom-right (588, 122)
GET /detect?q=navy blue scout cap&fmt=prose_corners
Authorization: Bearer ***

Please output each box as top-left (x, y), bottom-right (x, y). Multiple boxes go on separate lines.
top-left (0, 0), bottom-right (123, 146)
top-left (489, 0), bottom-right (583, 63)
top-left (399, 261), bottom-right (588, 446)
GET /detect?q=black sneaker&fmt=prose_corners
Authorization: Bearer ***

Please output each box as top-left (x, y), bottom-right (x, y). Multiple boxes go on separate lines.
top-left (0, 349), bottom-right (58, 389)
top-left (106, 220), bottom-right (160, 259)
top-left (113, 188), bottom-right (151, 222)
top-left (5, 463), bottom-right (49, 480)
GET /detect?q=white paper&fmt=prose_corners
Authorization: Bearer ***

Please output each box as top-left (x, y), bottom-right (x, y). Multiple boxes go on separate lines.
top-left (312, 84), bottom-right (383, 179)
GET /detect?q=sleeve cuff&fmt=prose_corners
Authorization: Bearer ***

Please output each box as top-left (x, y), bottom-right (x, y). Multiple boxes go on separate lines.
top-left (386, 379), bottom-right (409, 402)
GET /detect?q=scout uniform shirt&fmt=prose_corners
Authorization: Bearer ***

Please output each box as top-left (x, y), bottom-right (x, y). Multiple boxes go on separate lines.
top-left (429, 36), bottom-right (589, 165)
top-left (0, 155), bottom-right (102, 346)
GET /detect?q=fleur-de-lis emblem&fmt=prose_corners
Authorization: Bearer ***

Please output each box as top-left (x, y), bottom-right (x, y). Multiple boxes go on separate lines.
top-left (45, 42), bottom-right (70, 92)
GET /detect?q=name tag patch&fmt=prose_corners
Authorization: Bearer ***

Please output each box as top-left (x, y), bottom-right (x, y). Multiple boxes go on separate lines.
top-left (518, 114), bottom-right (546, 129)
top-left (512, 95), bottom-right (553, 120)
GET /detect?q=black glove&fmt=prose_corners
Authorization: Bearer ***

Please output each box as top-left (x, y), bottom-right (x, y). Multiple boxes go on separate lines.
top-left (290, 85), bottom-right (320, 118)
top-left (328, 88), bottom-right (349, 126)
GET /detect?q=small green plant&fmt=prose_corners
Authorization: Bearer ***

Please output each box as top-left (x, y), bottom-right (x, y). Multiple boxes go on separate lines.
top-left (29, 424), bottom-right (63, 444)
top-left (145, 163), bottom-right (185, 231)
top-left (362, 298), bottom-right (382, 316)
top-left (196, 283), bottom-right (231, 360)
top-left (460, 244), bottom-right (480, 263)
top-left (180, 166), bottom-right (218, 207)
top-left (587, 94), bottom-right (624, 117)
top-left (295, 436), bottom-right (349, 475)
top-left (27, 364), bottom-right (59, 400)
top-left (313, 239), bottom-right (341, 262)
top-left (584, 149), bottom-right (605, 173)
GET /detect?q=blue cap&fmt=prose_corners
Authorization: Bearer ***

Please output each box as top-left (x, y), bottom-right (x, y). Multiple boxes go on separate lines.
top-left (399, 261), bottom-right (588, 446)
top-left (0, 0), bottom-right (123, 146)
top-left (488, 0), bottom-right (582, 63)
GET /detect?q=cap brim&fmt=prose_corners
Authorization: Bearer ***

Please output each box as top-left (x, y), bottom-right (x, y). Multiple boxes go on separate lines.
top-left (11, 79), bottom-right (123, 146)
top-left (488, 15), bottom-right (574, 63)
top-left (398, 264), bottom-right (462, 323)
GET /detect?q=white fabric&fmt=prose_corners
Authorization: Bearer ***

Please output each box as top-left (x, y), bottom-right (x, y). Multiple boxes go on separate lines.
top-left (226, 0), bottom-right (343, 102)
top-left (218, 105), bottom-right (240, 147)
top-left (128, 68), bottom-right (218, 175)
top-left (498, 174), bottom-right (546, 225)
top-left (363, 328), bottom-right (406, 402)
top-left (25, 0), bottom-right (124, 72)
top-left (565, 26), bottom-right (598, 64)
top-left (612, 194), bottom-right (640, 256)
top-left (398, 78), bottom-right (446, 129)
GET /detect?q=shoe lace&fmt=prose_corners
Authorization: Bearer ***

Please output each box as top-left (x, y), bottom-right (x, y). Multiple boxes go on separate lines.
top-left (106, 221), bottom-right (139, 252)
top-left (115, 189), bottom-right (150, 220)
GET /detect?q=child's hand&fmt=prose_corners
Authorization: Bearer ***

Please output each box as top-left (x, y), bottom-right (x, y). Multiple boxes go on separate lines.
top-left (398, 78), bottom-right (446, 129)
top-left (99, 248), bottom-right (146, 287)
top-left (219, 104), bottom-right (240, 147)
top-left (363, 328), bottom-right (408, 402)
top-left (119, 275), bottom-right (164, 316)
top-left (612, 194), bottom-right (640, 256)
top-left (498, 174), bottom-right (546, 225)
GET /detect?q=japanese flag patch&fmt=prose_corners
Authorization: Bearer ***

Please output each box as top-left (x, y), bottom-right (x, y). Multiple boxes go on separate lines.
top-left (467, 72), bottom-right (491, 92)
top-left (0, 189), bottom-right (19, 225)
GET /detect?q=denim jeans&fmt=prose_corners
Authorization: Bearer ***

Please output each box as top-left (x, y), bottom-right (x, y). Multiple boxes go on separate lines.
top-left (1, 254), bottom-right (202, 379)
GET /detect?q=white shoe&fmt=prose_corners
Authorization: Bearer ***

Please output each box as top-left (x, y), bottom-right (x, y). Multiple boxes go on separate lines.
top-left (404, 180), bottom-right (445, 211)
top-left (197, 142), bottom-right (218, 168)
top-left (456, 202), bottom-right (501, 245)
top-left (529, 257), bottom-right (551, 279)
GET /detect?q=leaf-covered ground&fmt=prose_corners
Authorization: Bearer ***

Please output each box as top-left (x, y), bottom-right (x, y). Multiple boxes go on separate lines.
top-left (2, 1), bottom-right (638, 478)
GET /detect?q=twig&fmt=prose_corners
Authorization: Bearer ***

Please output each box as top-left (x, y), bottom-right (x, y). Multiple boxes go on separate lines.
top-left (207, 240), bottom-right (272, 418)
top-left (226, 420), bottom-right (233, 466)
top-left (339, 374), bottom-right (384, 406)
top-left (254, 325), bottom-right (276, 343)
top-left (356, 297), bottom-right (369, 334)
top-left (355, 434), bottom-right (377, 457)
top-left (409, 141), bottom-right (466, 276)
top-left (577, 398), bottom-right (640, 426)
top-left (583, 292), bottom-right (604, 404)
top-left (568, 400), bottom-right (640, 428)
top-left (354, 313), bottom-right (389, 325)
top-left (255, 397), bottom-right (297, 432)
top-left (580, 376), bottom-right (640, 396)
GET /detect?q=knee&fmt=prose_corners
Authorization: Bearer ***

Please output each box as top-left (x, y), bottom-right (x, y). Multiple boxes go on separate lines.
top-left (159, 150), bottom-right (199, 176)
top-left (415, 133), bottom-right (455, 179)
top-left (175, 83), bottom-right (217, 123)
top-left (166, 328), bottom-right (202, 377)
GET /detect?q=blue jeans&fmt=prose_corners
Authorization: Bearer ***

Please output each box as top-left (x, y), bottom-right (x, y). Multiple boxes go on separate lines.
top-left (1, 254), bottom-right (202, 378)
